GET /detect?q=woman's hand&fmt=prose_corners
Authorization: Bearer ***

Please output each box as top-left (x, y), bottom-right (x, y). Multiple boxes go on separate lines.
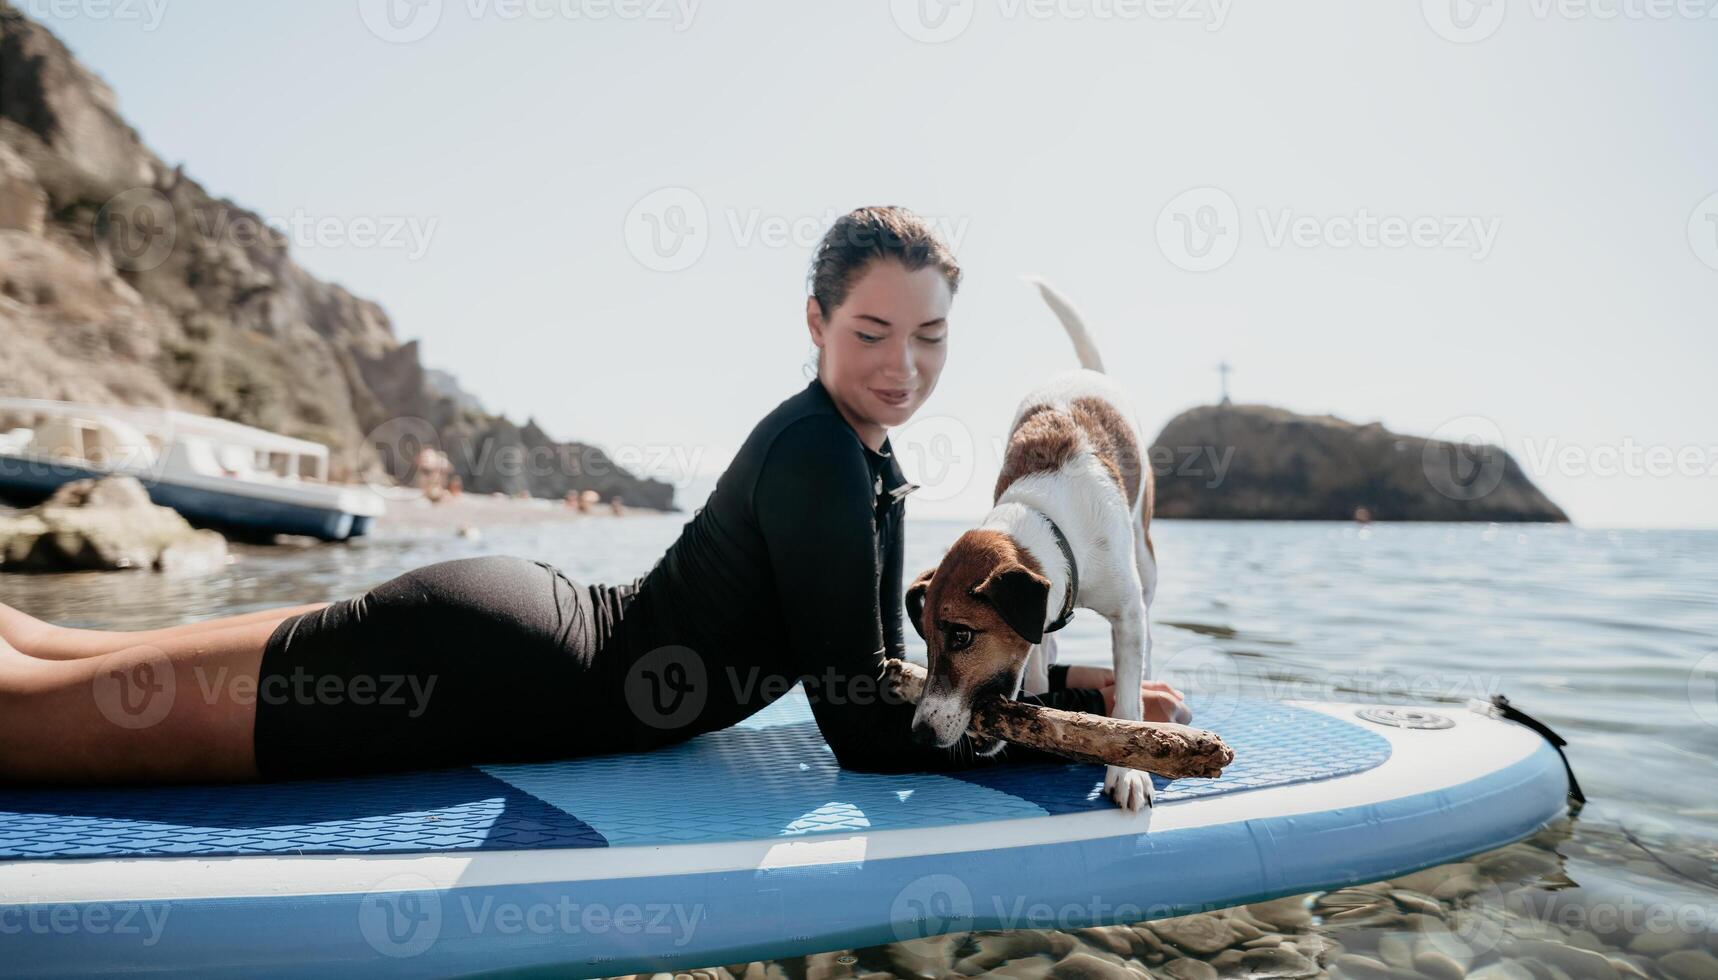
top-left (1065, 665), bottom-right (1190, 724)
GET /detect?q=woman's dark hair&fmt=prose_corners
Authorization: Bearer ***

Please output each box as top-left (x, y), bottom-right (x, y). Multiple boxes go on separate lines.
top-left (806, 205), bottom-right (963, 317)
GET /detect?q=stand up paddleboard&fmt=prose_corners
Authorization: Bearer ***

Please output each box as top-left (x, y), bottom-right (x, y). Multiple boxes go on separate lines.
top-left (0, 694), bottom-right (1573, 977)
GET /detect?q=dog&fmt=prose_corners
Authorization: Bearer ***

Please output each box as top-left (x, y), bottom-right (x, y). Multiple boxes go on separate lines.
top-left (904, 278), bottom-right (1160, 811)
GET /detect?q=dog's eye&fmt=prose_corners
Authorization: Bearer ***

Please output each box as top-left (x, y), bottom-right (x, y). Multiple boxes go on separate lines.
top-left (946, 627), bottom-right (974, 651)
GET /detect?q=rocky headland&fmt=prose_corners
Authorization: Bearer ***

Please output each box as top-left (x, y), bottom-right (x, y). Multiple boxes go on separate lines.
top-left (0, 5), bottom-right (672, 510)
top-left (1150, 404), bottom-right (1567, 522)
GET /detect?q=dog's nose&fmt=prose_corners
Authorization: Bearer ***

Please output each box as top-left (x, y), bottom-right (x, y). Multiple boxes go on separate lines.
top-left (910, 719), bottom-right (939, 746)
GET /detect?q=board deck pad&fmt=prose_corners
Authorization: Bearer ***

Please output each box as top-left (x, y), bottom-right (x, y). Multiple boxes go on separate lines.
top-left (0, 694), bottom-right (1389, 861)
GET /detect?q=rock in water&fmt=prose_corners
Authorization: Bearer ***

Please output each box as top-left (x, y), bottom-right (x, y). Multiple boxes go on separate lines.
top-left (0, 475), bottom-right (228, 572)
top-left (1151, 404), bottom-right (1567, 522)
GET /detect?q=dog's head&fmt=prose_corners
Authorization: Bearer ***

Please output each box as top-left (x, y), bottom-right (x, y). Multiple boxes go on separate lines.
top-left (905, 529), bottom-right (1051, 754)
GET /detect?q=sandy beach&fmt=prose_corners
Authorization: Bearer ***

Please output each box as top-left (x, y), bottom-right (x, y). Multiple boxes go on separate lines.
top-left (368, 491), bottom-right (670, 535)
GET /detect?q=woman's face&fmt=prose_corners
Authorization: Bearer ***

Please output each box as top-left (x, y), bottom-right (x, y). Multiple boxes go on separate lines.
top-left (807, 258), bottom-right (952, 447)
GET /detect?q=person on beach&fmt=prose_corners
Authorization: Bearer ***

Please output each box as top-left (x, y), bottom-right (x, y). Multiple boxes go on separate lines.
top-left (0, 206), bottom-right (1185, 784)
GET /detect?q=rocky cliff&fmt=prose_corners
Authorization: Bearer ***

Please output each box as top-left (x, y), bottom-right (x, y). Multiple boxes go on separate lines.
top-left (0, 5), bottom-right (674, 510)
top-left (1151, 404), bottom-right (1568, 522)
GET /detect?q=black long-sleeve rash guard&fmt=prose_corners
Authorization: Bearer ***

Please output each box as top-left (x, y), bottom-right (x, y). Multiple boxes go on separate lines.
top-left (608, 375), bottom-right (1105, 771)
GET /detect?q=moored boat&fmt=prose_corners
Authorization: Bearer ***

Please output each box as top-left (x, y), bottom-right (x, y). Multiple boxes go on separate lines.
top-left (0, 398), bottom-right (384, 541)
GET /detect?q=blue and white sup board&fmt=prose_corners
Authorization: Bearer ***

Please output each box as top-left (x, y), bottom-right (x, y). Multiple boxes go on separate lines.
top-left (0, 693), bottom-right (1572, 977)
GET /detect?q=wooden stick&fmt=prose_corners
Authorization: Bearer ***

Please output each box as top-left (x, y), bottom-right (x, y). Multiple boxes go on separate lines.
top-left (881, 658), bottom-right (1234, 779)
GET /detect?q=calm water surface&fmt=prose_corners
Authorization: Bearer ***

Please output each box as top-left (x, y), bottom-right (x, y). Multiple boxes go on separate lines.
top-left (4, 513), bottom-right (1715, 978)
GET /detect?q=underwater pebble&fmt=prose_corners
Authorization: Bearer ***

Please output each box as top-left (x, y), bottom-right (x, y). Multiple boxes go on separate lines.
top-left (1466, 964), bottom-right (1535, 980)
top-left (1412, 949), bottom-right (1468, 980)
top-left (1073, 926), bottom-right (1136, 957)
top-left (1238, 945), bottom-right (1319, 978)
top-left (1248, 896), bottom-right (1314, 932)
top-left (1500, 939), bottom-right (1620, 980)
top-left (1157, 958), bottom-right (1218, 980)
top-left (1147, 955), bottom-right (1216, 976)
top-left (1321, 890), bottom-right (1391, 912)
top-left (1128, 926), bottom-right (1174, 962)
top-left (952, 932), bottom-right (1059, 973)
top-left (882, 934), bottom-right (964, 976)
top-left (1626, 928), bottom-right (1696, 957)
top-left (1391, 865), bottom-right (1479, 897)
top-left (1147, 916), bottom-right (1240, 956)
top-left (1393, 891), bottom-right (1446, 917)
top-left (1243, 935), bottom-right (1290, 950)
top-left (1378, 933), bottom-right (1417, 969)
top-left (1047, 951), bottom-right (1137, 980)
top-left (1657, 948), bottom-right (1718, 980)
top-left (1331, 953), bottom-right (1396, 979)
top-left (1207, 949), bottom-right (1247, 973)
top-left (1415, 935), bottom-right (1476, 966)
top-left (1604, 957), bottom-right (1650, 980)
top-left (1401, 913), bottom-right (1449, 936)
top-left (1477, 847), bottom-right (1560, 881)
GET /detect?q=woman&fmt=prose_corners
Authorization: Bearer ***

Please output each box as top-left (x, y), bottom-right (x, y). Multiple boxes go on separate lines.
top-left (0, 206), bottom-right (1185, 784)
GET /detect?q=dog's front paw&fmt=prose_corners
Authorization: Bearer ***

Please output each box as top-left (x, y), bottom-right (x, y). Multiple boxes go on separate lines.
top-left (1104, 764), bottom-right (1154, 812)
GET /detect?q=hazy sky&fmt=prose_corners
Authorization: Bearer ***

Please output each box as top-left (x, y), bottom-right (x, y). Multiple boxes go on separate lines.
top-left (34, 0), bottom-right (1718, 526)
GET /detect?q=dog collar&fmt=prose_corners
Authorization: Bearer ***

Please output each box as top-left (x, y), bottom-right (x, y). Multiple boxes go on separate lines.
top-left (1043, 516), bottom-right (1078, 634)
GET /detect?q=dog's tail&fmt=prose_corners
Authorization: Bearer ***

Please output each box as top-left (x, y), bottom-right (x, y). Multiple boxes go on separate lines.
top-left (1024, 276), bottom-right (1105, 373)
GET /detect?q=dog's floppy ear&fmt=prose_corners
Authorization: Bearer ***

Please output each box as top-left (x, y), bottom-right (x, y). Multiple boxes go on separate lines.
top-left (905, 567), bottom-right (936, 640)
top-left (975, 563), bottom-right (1051, 645)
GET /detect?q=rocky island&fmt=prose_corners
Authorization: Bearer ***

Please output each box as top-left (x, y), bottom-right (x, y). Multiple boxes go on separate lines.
top-left (1150, 404), bottom-right (1568, 522)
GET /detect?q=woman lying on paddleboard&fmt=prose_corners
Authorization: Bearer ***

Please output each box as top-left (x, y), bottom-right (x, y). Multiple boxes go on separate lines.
top-left (0, 206), bottom-right (1185, 784)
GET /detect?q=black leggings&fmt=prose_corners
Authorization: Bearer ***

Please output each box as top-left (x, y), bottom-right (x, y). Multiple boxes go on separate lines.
top-left (252, 555), bottom-right (635, 780)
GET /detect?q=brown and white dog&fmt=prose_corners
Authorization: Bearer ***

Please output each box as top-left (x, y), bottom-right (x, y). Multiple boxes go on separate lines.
top-left (905, 279), bottom-right (1161, 811)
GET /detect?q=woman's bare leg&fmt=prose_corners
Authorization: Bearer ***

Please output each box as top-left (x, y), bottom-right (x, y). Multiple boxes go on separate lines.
top-left (0, 617), bottom-right (281, 783)
top-left (0, 599), bottom-right (330, 661)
